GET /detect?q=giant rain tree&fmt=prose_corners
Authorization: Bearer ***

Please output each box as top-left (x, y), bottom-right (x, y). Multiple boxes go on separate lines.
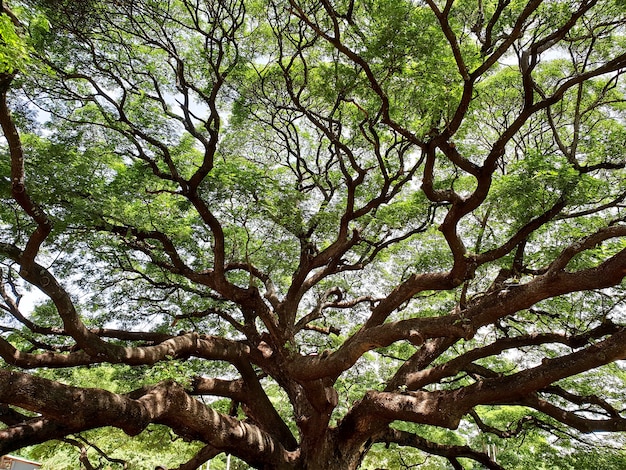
top-left (2, 0), bottom-right (626, 468)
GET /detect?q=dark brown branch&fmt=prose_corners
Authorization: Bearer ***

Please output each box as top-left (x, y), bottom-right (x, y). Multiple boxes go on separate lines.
top-left (172, 444), bottom-right (221, 470)
top-left (191, 377), bottom-right (248, 401)
top-left (301, 323), bottom-right (341, 336)
top-left (63, 437), bottom-right (128, 470)
top-left (0, 243), bottom-right (115, 357)
top-left (0, 417), bottom-right (77, 451)
top-left (540, 385), bottom-right (622, 419)
top-left (521, 393), bottom-right (626, 433)
top-left (0, 371), bottom-right (297, 468)
top-left (374, 427), bottom-right (505, 470)
top-left (401, 321), bottom-right (620, 391)
top-left (0, 329), bottom-right (250, 369)
top-left (470, 409), bottom-right (538, 439)
top-left (0, 404), bottom-right (30, 426)
top-left (0, 77), bottom-right (52, 265)
top-left (338, 322), bottom-right (626, 448)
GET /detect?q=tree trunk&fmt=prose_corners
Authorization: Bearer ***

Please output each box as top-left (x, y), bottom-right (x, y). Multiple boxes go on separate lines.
top-left (294, 434), bottom-right (367, 470)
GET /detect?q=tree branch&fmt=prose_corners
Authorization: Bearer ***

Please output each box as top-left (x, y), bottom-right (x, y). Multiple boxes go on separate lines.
top-left (374, 427), bottom-right (505, 470)
top-left (0, 371), bottom-right (297, 468)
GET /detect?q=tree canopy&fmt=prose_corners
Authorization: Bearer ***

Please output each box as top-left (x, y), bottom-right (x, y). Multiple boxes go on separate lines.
top-left (1, 0), bottom-right (626, 468)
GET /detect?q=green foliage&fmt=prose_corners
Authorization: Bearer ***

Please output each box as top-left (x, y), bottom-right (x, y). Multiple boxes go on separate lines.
top-left (361, 443), bottom-right (449, 469)
top-left (26, 425), bottom-right (203, 470)
top-left (0, 14), bottom-right (29, 74)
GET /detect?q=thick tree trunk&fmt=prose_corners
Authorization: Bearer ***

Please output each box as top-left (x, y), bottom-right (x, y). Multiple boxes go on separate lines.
top-left (296, 436), bottom-right (365, 470)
